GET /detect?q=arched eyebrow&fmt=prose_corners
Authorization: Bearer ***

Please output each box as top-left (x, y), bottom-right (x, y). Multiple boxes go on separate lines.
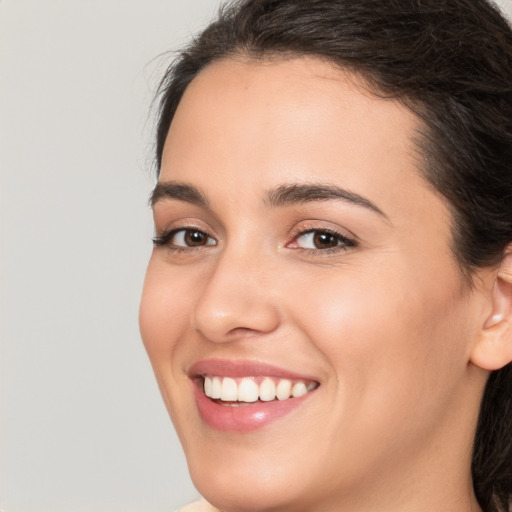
top-left (265, 183), bottom-right (388, 219)
top-left (150, 181), bottom-right (209, 208)
top-left (151, 180), bottom-right (388, 221)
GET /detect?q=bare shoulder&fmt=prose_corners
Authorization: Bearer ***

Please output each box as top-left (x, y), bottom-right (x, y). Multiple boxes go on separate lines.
top-left (178, 498), bottom-right (221, 512)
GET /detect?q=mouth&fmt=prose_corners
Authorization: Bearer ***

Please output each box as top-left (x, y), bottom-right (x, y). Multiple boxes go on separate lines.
top-left (189, 360), bottom-right (320, 431)
top-left (202, 375), bottom-right (318, 404)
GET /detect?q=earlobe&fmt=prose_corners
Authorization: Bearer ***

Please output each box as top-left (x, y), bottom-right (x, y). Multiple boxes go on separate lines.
top-left (471, 246), bottom-right (512, 371)
top-left (485, 313), bottom-right (504, 327)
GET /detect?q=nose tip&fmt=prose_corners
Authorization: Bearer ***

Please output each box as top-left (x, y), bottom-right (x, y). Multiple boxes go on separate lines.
top-left (193, 303), bottom-right (280, 342)
top-left (191, 260), bottom-right (280, 343)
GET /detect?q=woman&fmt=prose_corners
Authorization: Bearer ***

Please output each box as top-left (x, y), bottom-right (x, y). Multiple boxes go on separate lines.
top-left (139, 0), bottom-right (512, 511)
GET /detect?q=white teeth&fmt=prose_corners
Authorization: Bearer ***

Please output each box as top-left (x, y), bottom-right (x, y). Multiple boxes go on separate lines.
top-left (237, 378), bottom-right (259, 402)
top-left (291, 382), bottom-right (308, 398)
top-left (259, 378), bottom-right (276, 401)
top-left (276, 378), bottom-right (292, 400)
top-left (221, 377), bottom-right (238, 401)
top-left (211, 377), bottom-right (222, 399)
top-left (203, 376), bottom-right (318, 402)
top-left (204, 376), bottom-right (212, 396)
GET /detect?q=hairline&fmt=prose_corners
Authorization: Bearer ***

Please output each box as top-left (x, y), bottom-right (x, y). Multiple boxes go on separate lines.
top-left (156, 50), bottom-right (476, 279)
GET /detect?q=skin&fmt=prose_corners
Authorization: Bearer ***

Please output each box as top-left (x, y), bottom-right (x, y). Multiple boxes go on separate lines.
top-left (139, 57), bottom-right (496, 512)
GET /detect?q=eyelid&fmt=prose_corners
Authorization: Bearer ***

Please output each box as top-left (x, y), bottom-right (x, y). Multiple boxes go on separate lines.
top-left (153, 226), bottom-right (217, 249)
top-left (286, 223), bottom-right (358, 253)
top-left (152, 219), bottom-right (357, 255)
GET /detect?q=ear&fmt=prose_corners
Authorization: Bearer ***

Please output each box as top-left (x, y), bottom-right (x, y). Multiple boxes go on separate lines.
top-left (470, 245), bottom-right (512, 371)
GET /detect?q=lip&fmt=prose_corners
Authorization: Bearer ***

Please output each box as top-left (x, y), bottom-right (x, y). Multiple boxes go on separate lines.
top-left (189, 359), bottom-right (319, 381)
top-left (189, 359), bottom-right (319, 432)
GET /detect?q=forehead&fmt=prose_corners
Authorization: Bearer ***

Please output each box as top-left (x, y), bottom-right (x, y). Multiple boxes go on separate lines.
top-left (158, 54), bottom-right (458, 280)
top-left (161, 56), bottom-right (423, 192)
top-left (159, 57), bottom-right (450, 232)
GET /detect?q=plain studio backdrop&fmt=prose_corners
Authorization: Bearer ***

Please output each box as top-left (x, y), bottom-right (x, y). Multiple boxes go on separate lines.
top-left (1, 1), bottom-right (511, 511)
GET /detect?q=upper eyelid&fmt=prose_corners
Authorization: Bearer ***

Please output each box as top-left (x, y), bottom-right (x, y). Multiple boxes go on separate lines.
top-left (295, 228), bottom-right (352, 239)
top-left (152, 227), bottom-right (217, 251)
top-left (151, 201), bottom-right (222, 233)
top-left (156, 226), bottom-right (215, 240)
top-left (290, 228), bottom-right (357, 247)
top-left (152, 206), bottom-right (223, 232)
top-left (288, 221), bottom-right (357, 242)
top-left (153, 220), bottom-right (358, 248)
top-left (154, 218), bottom-right (218, 237)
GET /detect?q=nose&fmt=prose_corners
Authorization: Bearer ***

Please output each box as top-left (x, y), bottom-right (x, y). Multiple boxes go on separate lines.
top-left (192, 249), bottom-right (281, 343)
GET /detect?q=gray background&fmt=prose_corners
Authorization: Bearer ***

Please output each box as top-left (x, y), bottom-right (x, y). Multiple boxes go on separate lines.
top-left (1, 1), bottom-right (511, 511)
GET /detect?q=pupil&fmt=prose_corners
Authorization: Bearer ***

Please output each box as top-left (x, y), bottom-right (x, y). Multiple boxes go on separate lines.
top-left (185, 230), bottom-right (206, 246)
top-left (313, 232), bottom-right (337, 248)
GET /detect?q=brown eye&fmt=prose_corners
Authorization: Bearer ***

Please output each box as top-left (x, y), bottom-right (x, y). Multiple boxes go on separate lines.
top-left (183, 230), bottom-right (209, 246)
top-left (293, 230), bottom-right (355, 251)
top-left (171, 228), bottom-right (216, 248)
top-left (312, 231), bottom-right (339, 249)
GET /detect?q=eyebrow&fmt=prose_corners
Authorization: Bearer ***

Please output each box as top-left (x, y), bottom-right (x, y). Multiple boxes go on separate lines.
top-left (151, 181), bottom-right (209, 208)
top-left (265, 183), bottom-right (387, 218)
top-left (151, 180), bottom-right (387, 220)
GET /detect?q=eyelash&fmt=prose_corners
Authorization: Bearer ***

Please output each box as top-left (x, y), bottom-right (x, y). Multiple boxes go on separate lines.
top-left (288, 226), bottom-right (357, 255)
top-left (152, 226), bottom-right (357, 254)
top-left (152, 228), bottom-right (215, 252)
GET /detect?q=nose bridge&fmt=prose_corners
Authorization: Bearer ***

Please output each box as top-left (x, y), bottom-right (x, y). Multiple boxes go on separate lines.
top-left (192, 243), bottom-right (280, 342)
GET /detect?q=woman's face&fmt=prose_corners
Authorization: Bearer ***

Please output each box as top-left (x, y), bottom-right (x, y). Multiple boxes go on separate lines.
top-left (140, 57), bottom-right (485, 511)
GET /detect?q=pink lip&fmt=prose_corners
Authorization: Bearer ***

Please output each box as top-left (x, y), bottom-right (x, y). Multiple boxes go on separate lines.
top-left (189, 359), bottom-right (318, 381)
top-left (189, 359), bottom-right (319, 432)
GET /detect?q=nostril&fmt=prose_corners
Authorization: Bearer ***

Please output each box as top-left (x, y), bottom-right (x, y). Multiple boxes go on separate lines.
top-left (226, 326), bottom-right (265, 338)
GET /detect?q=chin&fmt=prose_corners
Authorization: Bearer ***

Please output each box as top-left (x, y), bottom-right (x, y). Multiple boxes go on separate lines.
top-left (191, 469), bottom-right (300, 512)
top-left (183, 439), bottom-right (317, 512)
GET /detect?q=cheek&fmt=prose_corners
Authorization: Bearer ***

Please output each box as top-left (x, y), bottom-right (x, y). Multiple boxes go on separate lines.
top-left (139, 258), bottom-right (203, 431)
top-left (282, 262), bottom-right (473, 477)
top-left (139, 257), bottom-right (195, 366)
top-left (288, 260), bottom-right (470, 410)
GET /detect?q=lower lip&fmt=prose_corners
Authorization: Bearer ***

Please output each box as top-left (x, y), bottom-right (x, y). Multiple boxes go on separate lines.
top-left (193, 380), bottom-right (314, 432)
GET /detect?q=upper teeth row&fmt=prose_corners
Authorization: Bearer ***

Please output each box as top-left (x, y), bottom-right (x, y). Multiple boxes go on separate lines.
top-left (203, 376), bottom-right (316, 402)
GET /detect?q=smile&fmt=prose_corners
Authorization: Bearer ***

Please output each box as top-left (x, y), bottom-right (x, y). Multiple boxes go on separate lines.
top-left (203, 376), bottom-right (318, 403)
top-left (190, 360), bottom-right (320, 431)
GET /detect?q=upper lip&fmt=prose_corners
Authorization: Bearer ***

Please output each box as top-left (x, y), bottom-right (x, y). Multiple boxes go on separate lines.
top-left (188, 359), bottom-right (320, 383)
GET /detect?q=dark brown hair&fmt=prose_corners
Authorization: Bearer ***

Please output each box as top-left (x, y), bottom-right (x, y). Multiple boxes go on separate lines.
top-left (153, 1), bottom-right (512, 509)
